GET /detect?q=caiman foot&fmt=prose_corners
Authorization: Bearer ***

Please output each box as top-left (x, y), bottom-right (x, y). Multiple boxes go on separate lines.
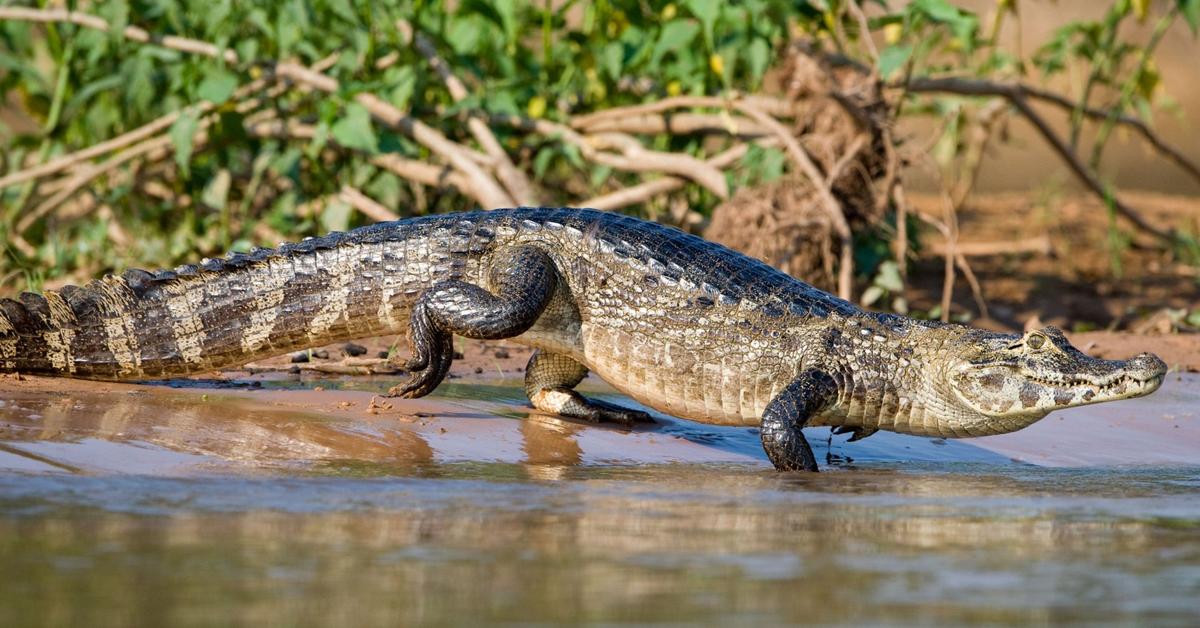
top-left (531, 388), bottom-right (654, 426)
top-left (524, 351), bottom-right (654, 426)
top-left (831, 426), bottom-right (878, 442)
top-left (760, 369), bottom-right (838, 472)
top-left (387, 302), bottom-right (452, 398)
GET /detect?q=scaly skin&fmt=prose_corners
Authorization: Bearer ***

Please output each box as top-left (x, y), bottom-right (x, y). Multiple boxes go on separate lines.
top-left (0, 208), bottom-right (1167, 470)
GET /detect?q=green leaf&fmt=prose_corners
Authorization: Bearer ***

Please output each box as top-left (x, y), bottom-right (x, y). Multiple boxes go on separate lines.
top-left (324, 0), bottom-right (359, 24)
top-left (878, 44), bottom-right (913, 78)
top-left (447, 15), bottom-right (485, 55)
top-left (270, 147), bottom-right (303, 177)
top-left (307, 121), bottom-right (331, 159)
top-left (386, 66), bottom-right (417, 110)
top-left (168, 109), bottom-right (201, 177)
top-left (492, 0), bottom-right (518, 46)
top-left (600, 41), bottom-right (624, 81)
top-left (653, 20), bottom-right (700, 66)
top-left (331, 103), bottom-right (379, 154)
top-left (561, 143), bottom-right (584, 169)
top-left (201, 169), bottom-right (232, 210)
top-left (1181, 0), bottom-right (1200, 34)
top-left (913, 0), bottom-right (962, 23)
top-left (861, 285), bottom-right (885, 307)
top-left (197, 67), bottom-right (238, 103)
top-left (532, 147), bottom-right (555, 180)
top-left (685, 0), bottom-right (719, 48)
top-left (912, 0), bottom-right (979, 51)
top-left (876, 261), bottom-right (904, 292)
top-left (124, 54), bottom-right (155, 113)
top-left (321, 200), bottom-right (352, 232)
top-left (747, 37), bottom-right (770, 84)
top-left (589, 165), bottom-right (613, 189)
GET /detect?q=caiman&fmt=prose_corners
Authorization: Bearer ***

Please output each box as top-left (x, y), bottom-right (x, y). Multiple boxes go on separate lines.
top-left (0, 208), bottom-right (1167, 470)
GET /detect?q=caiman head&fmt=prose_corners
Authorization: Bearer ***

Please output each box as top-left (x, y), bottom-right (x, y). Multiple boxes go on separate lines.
top-left (922, 326), bottom-right (1167, 436)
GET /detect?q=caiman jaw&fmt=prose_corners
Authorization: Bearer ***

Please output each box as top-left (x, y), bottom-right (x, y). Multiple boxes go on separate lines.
top-left (946, 328), bottom-right (1168, 431)
top-left (1020, 352), bottom-right (1166, 402)
top-left (1015, 351), bottom-right (1167, 407)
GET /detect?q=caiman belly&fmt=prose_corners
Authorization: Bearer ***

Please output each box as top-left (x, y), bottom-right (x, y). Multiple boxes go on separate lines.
top-left (576, 321), bottom-right (777, 426)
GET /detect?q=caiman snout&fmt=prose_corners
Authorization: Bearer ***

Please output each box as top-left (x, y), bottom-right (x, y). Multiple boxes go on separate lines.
top-left (1128, 352), bottom-right (1168, 378)
top-left (948, 328), bottom-right (1170, 425)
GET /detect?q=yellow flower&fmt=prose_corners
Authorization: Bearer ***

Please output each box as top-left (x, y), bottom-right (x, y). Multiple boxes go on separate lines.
top-left (709, 53), bottom-right (725, 76)
top-left (662, 4), bottom-right (677, 20)
top-left (527, 96), bottom-right (547, 119)
top-left (1132, 0), bottom-right (1149, 22)
top-left (883, 23), bottom-right (903, 44)
top-left (667, 80), bottom-right (682, 96)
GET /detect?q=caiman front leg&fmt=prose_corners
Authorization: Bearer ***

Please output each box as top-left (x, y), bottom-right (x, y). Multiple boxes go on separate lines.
top-left (388, 246), bottom-right (557, 398)
top-left (524, 351), bottom-right (653, 425)
top-left (760, 370), bottom-right (839, 472)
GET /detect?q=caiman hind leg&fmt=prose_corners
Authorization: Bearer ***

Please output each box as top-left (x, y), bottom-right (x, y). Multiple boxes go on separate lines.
top-left (524, 351), bottom-right (653, 425)
top-left (388, 246), bottom-right (557, 398)
top-left (760, 370), bottom-right (839, 472)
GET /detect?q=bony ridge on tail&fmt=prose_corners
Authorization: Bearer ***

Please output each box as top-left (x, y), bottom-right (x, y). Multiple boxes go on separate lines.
top-left (0, 208), bottom-right (1168, 471)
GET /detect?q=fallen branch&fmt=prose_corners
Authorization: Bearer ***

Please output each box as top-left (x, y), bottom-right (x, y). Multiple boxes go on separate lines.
top-left (0, 7), bottom-right (239, 63)
top-left (573, 112), bottom-right (770, 137)
top-left (0, 75), bottom-right (274, 191)
top-left (0, 5), bottom-right (514, 211)
top-left (370, 154), bottom-right (472, 193)
top-left (397, 20), bottom-right (539, 206)
top-left (927, 235), bottom-right (1053, 258)
top-left (492, 114), bottom-right (729, 199)
top-left (275, 62), bottom-right (514, 209)
top-left (581, 142), bottom-right (756, 211)
top-left (570, 95), bottom-right (800, 130)
top-left (918, 201), bottom-right (991, 321)
top-left (339, 185), bottom-right (400, 222)
top-left (586, 133), bottom-right (729, 199)
top-left (16, 134), bottom-right (175, 235)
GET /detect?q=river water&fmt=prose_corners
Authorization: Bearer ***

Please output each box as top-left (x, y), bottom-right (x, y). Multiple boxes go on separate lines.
top-left (1, 374), bottom-right (1197, 626)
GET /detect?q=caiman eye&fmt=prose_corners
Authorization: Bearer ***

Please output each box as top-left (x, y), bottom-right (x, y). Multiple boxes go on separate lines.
top-left (1026, 333), bottom-right (1046, 350)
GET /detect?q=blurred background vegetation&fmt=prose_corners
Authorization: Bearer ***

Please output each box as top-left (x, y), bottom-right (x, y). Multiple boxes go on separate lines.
top-left (1, 0), bottom-right (1198, 328)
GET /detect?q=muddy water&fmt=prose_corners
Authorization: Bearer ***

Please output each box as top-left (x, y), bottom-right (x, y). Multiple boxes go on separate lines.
top-left (1, 375), bottom-right (1198, 626)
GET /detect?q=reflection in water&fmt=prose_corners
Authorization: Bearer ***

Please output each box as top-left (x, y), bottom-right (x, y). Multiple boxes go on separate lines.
top-left (1, 467), bottom-right (1198, 626)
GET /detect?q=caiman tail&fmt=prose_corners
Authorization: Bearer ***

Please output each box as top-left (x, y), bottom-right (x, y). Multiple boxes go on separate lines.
top-left (0, 219), bottom-right (454, 380)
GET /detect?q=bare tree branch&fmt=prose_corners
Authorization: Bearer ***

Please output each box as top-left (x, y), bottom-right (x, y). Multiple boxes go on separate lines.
top-left (0, 76), bottom-right (275, 191)
top-left (581, 143), bottom-right (755, 211)
top-left (396, 20), bottom-right (539, 206)
top-left (574, 112), bottom-right (770, 136)
top-left (274, 62), bottom-right (514, 209)
top-left (846, 1), bottom-right (880, 68)
top-left (905, 76), bottom-right (1192, 242)
top-left (570, 95), bottom-right (800, 130)
top-left (0, 7), bottom-right (239, 63)
top-left (927, 236), bottom-right (1053, 257)
top-left (339, 185), bottom-right (400, 222)
top-left (492, 115), bottom-right (729, 199)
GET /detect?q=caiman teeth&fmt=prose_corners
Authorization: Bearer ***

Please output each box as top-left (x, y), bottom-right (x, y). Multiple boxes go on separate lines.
top-left (1026, 372), bottom-right (1154, 391)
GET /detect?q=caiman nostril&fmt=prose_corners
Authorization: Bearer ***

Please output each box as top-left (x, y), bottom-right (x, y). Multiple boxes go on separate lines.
top-left (1131, 353), bottom-right (1168, 377)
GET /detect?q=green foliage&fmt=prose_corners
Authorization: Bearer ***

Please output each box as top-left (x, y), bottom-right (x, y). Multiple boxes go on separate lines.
top-left (0, 0), bottom-right (1194, 299)
top-left (1, 0), bottom-right (808, 287)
